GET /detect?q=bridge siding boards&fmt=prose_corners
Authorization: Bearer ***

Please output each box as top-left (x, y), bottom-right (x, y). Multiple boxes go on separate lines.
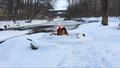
top-left (48, 9), bottom-right (68, 17)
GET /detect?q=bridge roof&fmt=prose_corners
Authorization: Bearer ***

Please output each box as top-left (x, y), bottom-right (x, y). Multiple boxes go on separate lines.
top-left (48, 9), bottom-right (67, 12)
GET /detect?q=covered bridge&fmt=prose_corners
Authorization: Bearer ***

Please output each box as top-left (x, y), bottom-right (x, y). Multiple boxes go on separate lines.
top-left (48, 9), bottom-right (70, 18)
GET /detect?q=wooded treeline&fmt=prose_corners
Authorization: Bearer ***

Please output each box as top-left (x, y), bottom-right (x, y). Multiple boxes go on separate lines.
top-left (67, 0), bottom-right (120, 18)
top-left (0, 0), bottom-right (56, 21)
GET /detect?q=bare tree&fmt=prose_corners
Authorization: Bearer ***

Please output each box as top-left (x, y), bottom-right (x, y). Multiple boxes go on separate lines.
top-left (117, 0), bottom-right (120, 16)
top-left (67, 0), bottom-right (70, 7)
top-left (101, 0), bottom-right (108, 25)
top-left (95, 0), bottom-right (96, 17)
top-left (80, 0), bottom-right (91, 17)
top-left (0, 0), bottom-right (56, 21)
top-left (27, 0), bottom-right (30, 19)
top-left (13, 0), bottom-right (21, 23)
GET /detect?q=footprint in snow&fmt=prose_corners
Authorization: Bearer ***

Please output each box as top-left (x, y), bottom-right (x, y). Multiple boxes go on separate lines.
top-left (112, 53), bottom-right (117, 56)
top-left (56, 55), bottom-right (70, 66)
top-left (100, 57), bottom-right (112, 67)
top-left (113, 58), bottom-right (119, 61)
top-left (105, 49), bottom-right (112, 53)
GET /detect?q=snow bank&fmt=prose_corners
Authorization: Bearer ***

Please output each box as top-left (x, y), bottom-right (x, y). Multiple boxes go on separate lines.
top-left (0, 33), bottom-right (70, 67)
top-left (0, 30), bottom-right (28, 41)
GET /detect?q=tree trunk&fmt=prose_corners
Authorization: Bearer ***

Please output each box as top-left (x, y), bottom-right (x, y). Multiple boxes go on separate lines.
top-left (101, 0), bottom-right (108, 25)
top-left (2, 0), bottom-right (4, 4)
top-left (27, 0), bottom-right (30, 19)
top-left (118, 0), bottom-right (120, 16)
top-left (30, 0), bottom-right (33, 19)
top-left (12, 0), bottom-right (21, 23)
top-left (67, 0), bottom-right (70, 7)
top-left (95, 0), bottom-right (97, 17)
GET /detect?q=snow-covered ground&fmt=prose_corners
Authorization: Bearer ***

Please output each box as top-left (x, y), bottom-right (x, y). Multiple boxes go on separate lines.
top-left (0, 17), bottom-right (120, 67)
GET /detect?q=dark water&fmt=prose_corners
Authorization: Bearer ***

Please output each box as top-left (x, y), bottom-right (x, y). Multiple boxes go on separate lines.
top-left (3, 23), bottom-right (81, 34)
top-left (28, 24), bottom-right (81, 34)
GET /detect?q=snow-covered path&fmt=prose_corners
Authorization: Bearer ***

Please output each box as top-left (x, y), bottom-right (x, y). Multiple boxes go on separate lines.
top-left (0, 17), bottom-right (120, 67)
top-left (54, 21), bottom-right (120, 67)
top-left (55, 32), bottom-right (120, 67)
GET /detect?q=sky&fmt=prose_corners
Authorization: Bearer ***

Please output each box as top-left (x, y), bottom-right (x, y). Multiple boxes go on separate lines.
top-left (54, 0), bottom-right (68, 10)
